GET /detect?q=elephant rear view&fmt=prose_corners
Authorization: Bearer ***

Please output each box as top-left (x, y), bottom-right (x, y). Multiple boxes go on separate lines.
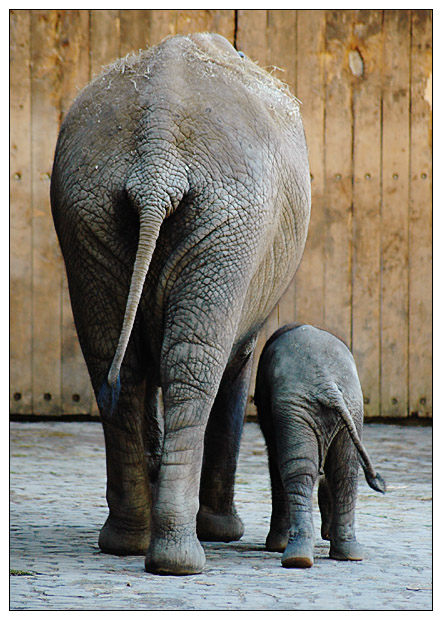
top-left (51, 33), bottom-right (311, 575)
top-left (255, 323), bottom-right (385, 569)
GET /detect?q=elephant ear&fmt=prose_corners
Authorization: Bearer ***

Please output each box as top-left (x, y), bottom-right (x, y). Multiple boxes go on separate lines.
top-left (98, 207), bottom-right (165, 416)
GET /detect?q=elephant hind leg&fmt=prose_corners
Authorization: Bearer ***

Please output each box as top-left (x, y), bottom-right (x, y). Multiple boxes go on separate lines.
top-left (197, 339), bottom-right (257, 543)
top-left (324, 429), bottom-right (364, 561)
top-left (265, 454), bottom-right (290, 553)
top-left (65, 257), bottom-right (155, 557)
top-left (318, 475), bottom-right (333, 541)
top-left (97, 381), bottom-right (153, 557)
top-left (280, 457), bottom-right (317, 569)
top-left (145, 337), bottom-right (236, 575)
top-left (256, 386), bottom-right (290, 552)
top-left (277, 420), bottom-right (319, 568)
top-left (92, 358), bottom-right (155, 557)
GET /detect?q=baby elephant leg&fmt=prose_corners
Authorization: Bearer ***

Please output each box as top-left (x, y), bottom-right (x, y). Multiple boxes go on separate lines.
top-left (256, 387), bottom-right (290, 551)
top-left (276, 417), bottom-right (318, 568)
top-left (324, 429), bottom-right (364, 561)
top-left (265, 445), bottom-right (291, 552)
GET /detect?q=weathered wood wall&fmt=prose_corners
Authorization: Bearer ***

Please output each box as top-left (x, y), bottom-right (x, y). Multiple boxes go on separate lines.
top-left (10, 9), bottom-right (432, 419)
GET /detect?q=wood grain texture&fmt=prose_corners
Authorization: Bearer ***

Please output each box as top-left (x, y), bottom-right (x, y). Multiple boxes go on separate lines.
top-left (120, 10), bottom-right (152, 56)
top-left (267, 10), bottom-right (297, 330)
top-left (90, 9), bottom-right (120, 77)
top-left (351, 9), bottom-right (383, 417)
top-left (293, 9), bottom-right (326, 329)
top-left (149, 10), bottom-right (178, 44)
top-left (58, 11), bottom-right (94, 415)
top-left (235, 9), bottom-right (270, 403)
top-left (323, 10), bottom-right (354, 347)
top-left (380, 10), bottom-right (411, 417)
top-left (30, 10), bottom-right (63, 414)
top-left (408, 10), bottom-right (432, 418)
top-left (236, 9), bottom-right (268, 65)
top-left (9, 10), bottom-right (432, 418)
top-left (10, 10), bottom-right (32, 414)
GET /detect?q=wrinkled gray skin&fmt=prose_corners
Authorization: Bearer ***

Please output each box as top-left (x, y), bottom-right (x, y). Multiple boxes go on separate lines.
top-left (50, 33), bottom-right (310, 575)
top-left (255, 323), bottom-right (385, 569)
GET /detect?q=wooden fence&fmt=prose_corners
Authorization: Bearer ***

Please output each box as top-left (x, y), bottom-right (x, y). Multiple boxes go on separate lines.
top-left (10, 9), bottom-right (432, 419)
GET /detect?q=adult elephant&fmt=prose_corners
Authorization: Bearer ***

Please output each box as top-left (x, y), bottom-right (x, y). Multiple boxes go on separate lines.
top-left (51, 33), bottom-right (311, 575)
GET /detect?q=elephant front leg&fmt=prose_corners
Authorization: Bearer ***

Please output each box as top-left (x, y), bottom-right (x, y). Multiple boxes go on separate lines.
top-left (197, 339), bottom-right (256, 542)
top-left (324, 429), bottom-right (364, 561)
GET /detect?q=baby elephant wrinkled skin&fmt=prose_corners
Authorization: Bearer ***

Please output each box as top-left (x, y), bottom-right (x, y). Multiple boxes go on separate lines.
top-left (255, 323), bottom-right (385, 569)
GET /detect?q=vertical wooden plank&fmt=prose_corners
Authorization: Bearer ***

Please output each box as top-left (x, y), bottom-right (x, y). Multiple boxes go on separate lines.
top-left (293, 10), bottom-right (326, 328)
top-left (176, 10), bottom-right (213, 34)
top-left (263, 11), bottom-right (297, 342)
top-left (409, 10), bottom-right (432, 418)
top-left (381, 10), bottom-right (411, 417)
top-left (31, 10), bottom-right (63, 415)
top-left (352, 10), bottom-right (383, 417)
top-left (235, 9), bottom-right (268, 65)
top-left (10, 10), bottom-right (32, 415)
top-left (266, 10), bottom-right (297, 108)
top-left (88, 9), bottom-right (122, 415)
top-left (58, 10), bottom-right (94, 415)
top-left (177, 10), bottom-right (235, 43)
top-left (90, 9), bottom-right (120, 77)
top-left (148, 10), bottom-right (178, 45)
top-left (323, 10), bottom-right (354, 346)
top-left (120, 10), bottom-right (152, 56)
top-left (58, 10), bottom-right (90, 119)
top-left (206, 10), bottom-right (236, 44)
top-left (267, 10), bottom-right (298, 330)
top-left (235, 9), bottom-right (269, 409)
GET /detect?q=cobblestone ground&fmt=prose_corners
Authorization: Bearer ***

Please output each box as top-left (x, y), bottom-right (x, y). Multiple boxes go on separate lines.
top-left (10, 421), bottom-right (432, 611)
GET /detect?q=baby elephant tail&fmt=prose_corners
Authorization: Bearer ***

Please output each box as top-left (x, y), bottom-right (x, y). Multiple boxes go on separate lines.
top-left (319, 384), bottom-right (386, 494)
top-left (363, 470), bottom-right (386, 494)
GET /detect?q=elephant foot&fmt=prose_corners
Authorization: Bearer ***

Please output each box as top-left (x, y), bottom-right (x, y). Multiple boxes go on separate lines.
top-left (98, 516), bottom-right (150, 556)
top-left (281, 535), bottom-right (314, 569)
top-left (329, 538), bottom-right (364, 561)
top-left (145, 533), bottom-right (206, 575)
top-left (265, 528), bottom-right (289, 552)
top-left (196, 505), bottom-right (244, 542)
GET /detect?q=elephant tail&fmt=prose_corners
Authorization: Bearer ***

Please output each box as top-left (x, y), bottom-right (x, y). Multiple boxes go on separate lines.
top-left (319, 384), bottom-right (386, 494)
top-left (98, 206), bottom-right (165, 416)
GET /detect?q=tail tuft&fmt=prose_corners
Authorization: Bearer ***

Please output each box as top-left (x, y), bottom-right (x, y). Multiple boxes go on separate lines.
top-left (98, 374), bottom-right (121, 416)
top-left (364, 471), bottom-right (386, 494)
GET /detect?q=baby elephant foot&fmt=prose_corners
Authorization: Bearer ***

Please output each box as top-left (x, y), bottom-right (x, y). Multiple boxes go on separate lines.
top-left (98, 516), bottom-right (150, 556)
top-left (145, 531), bottom-right (206, 575)
top-left (329, 538), bottom-right (364, 561)
top-left (196, 505), bottom-right (244, 542)
top-left (281, 535), bottom-right (314, 568)
top-left (265, 528), bottom-right (289, 552)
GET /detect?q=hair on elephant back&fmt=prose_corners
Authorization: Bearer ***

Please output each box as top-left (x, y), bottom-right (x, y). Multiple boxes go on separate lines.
top-left (51, 33), bottom-right (311, 575)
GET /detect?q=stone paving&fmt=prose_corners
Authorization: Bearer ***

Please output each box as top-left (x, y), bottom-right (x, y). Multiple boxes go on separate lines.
top-left (10, 420), bottom-right (432, 611)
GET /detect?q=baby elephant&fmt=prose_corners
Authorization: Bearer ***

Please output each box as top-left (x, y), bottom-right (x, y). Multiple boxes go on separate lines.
top-left (254, 323), bottom-right (385, 569)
